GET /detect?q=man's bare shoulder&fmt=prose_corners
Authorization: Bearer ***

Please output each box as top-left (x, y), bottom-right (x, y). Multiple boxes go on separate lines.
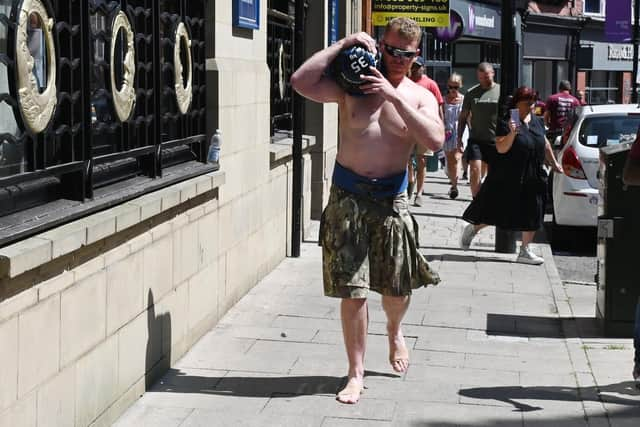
top-left (401, 78), bottom-right (436, 105)
top-left (405, 79), bottom-right (439, 113)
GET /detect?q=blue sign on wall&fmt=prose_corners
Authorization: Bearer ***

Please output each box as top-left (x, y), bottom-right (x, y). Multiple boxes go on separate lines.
top-left (328, 0), bottom-right (339, 45)
top-left (233, 0), bottom-right (260, 30)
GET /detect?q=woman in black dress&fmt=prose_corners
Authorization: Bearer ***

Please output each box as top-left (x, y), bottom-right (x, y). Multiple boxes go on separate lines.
top-left (459, 86), bottom-right (562, 264)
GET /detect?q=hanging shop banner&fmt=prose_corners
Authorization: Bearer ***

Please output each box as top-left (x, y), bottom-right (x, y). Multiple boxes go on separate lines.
top-left (432, 9), bottom-right (464, 42)
top-left (372, 0), bottom-right (450, 28)
top-left (605, 0), bottom-right (631, 42)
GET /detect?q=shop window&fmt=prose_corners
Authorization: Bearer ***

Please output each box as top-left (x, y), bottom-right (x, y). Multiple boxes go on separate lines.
top-left (452, 42), bottom-right (501, 95)
top-left (0, 0), bottom-right (209, 246)
top-left (586, 70), bottom-right (619, 105)
top-left (421, 31), bottom-right (451, 63)
top-left (267, 0), bottom-right (296, 139)
top-left (455, 43), bottom-right (481, 64)
top-left (583, 0), bottom-right (605, 15)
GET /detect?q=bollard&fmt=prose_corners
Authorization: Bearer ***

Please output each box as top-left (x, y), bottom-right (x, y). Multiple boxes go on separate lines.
top-left (495, 227), bottom-right (516, 253)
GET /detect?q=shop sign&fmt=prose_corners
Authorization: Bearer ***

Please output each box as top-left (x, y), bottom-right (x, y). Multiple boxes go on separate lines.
top-left (463, 1), bottom-right (500, 40)
top-left (608, 44), bottom-right (633, 61)
top-left (605, 0), bottom-right (631, 43)
top-left (432, 9), bottom-right (464, 42)
top-left (372, 0), bottom-right (450, 28)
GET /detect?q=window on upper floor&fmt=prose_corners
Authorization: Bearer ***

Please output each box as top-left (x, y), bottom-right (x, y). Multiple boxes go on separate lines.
top-left (583, 0), bottom-right (605, 15)
top-left (0, 0), bottom-right (211, 246)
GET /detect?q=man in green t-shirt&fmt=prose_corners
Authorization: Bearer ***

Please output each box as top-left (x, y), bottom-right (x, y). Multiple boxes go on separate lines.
top-left (457, 62), bottom-right (500, 197)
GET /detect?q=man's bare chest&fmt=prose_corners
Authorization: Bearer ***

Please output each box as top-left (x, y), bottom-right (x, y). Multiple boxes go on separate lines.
top-left (343, 96), bottom-right (406, 132)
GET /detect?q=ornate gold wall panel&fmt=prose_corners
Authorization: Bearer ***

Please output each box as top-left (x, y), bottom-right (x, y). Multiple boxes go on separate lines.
top-left (109, 11), bottom-right (136, 123)
top-left (174, 22), bottom-right (192, 115)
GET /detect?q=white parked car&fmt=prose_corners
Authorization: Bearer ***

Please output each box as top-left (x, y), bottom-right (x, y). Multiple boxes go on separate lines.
top-left (552, 104), bottom-right (640, 229)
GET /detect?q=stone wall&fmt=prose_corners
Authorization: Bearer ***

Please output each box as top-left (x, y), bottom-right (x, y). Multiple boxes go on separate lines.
top-left (0, 2), bottom-right (317, 426)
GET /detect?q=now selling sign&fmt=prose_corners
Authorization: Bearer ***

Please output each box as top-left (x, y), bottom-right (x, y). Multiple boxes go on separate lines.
top-left (372, 0), bottom-right (450, 27)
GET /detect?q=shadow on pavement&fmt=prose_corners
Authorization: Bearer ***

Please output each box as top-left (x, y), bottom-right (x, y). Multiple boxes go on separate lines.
top-left (411, 211), bottom-right (464, 220)
top-left (425, 253), bottom-right (515, 264)
top-left (145, 290), bottom-right (171, 390)
top-left (407, 400), bottom-right (640, 427)
top-left (485, 313), bottom-right (613, 339)
top-left (420, 245), bottom-right (498, 254)
top-left (458, 382), bottom-right (640, 412)
top-left (151, 369), bottom-right (399, 397)
top-left (424, 193), bottom-right (474, 203)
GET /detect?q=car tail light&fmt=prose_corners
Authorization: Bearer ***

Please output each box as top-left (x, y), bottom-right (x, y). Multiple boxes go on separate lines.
top-left (562, 146), bottom-right (587, 179)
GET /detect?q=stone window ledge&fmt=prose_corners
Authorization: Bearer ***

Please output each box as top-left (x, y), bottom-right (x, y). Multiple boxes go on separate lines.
top-left (269, 133), bottom-right (316, 163)
top-left (0, 170), bottom-right (225, 280)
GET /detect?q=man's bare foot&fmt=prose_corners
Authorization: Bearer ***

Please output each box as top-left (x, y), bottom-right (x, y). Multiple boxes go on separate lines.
top-left (388, 328), bottom-right (409, 373)
top-left (336, 377), bottom-right (363, 404)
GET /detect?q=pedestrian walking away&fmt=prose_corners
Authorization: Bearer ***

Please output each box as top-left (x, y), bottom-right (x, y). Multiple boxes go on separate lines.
top-left (457, 62), bottom-right (501, 198)
top-left (544, 80), bottom-right (580, 143)
top-left (622, 126), bottom-right (640, 387)
top-left (443, 73), bottom-right (464, 199)
top-left (290, 17), bottom-right (444, 404)
top-left (459, 86), bottom-right (562, 264)
top-left (408, 55), bottom-right (444, 206)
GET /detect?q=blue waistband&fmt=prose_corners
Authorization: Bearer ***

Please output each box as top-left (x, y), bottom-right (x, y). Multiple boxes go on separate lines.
top-left (332, 162), bottom-right (408, 198)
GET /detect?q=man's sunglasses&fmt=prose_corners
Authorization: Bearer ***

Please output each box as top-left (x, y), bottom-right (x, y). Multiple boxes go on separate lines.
top-left (383, 43), bottom-right (418, 59)
top-left (448, 85), bottom-right (460, 90)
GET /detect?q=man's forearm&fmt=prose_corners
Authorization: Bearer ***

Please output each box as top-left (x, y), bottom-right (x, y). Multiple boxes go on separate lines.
top-left (290, 39), bottom-right (346, 95)
top-left (391, 97), bottom-right (444, 151)
top-left (495, 132), bottom-right (516, 153)
top-left (544, 141), bottom-right (554, 164)
top-left (457, 111), bottom-right (468, 143)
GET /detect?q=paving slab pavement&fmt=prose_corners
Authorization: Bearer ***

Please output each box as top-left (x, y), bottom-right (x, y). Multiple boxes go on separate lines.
top-left (115, 171), bottom-right (639, 427)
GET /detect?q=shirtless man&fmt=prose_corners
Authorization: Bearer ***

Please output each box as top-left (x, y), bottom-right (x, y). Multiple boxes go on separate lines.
top-left (291, 18), bottom-right (443, 404)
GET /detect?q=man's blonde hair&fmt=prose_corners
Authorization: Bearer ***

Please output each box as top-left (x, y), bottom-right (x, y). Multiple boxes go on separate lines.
top-left (448, 72), bottom-right (463, 87)
top-left (384, 17), bottom-right (422, 43)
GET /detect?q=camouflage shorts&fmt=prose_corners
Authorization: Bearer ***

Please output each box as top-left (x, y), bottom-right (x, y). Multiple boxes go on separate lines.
top-left (319, 186), bottom-right (440, 298)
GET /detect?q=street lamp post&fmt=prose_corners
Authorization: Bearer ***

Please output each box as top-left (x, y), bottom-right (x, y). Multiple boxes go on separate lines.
top-left (495, 0), bottom-right (520, 254)
top-left (291, 0), bottom-right (306, 257)
top-left (633, 0), bottom-right (640, 103)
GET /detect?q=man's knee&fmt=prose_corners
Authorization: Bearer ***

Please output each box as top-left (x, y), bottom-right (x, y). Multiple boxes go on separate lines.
top-left (342, 297), bottom-right (367, 309)
top-left (469, 161), bottom-right (482, 174)
top-left (382, 295), bottom-right (410, 309)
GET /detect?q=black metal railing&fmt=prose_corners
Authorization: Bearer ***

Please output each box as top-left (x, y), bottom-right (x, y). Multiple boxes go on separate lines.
top-left (422, 32), bottom-right (451, 63)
